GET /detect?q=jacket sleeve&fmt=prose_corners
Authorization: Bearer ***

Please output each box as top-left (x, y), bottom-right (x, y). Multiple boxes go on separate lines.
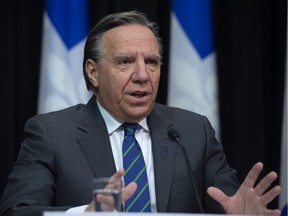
top-left (0, 116), bottom-right (72, 216)
top-left (201, 115), bottom-right (240, 213)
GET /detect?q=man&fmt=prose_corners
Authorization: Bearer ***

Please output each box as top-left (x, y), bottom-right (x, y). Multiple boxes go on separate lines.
top-left (0, 10), bottom-right (281, 216)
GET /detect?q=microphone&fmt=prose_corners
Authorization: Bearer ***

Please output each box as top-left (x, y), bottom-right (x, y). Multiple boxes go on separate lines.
top-left (167, 128), bottom-right (205, 213)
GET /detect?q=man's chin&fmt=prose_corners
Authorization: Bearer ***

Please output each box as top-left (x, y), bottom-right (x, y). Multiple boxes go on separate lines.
top-left (123, 107), bottom-right (153, 122)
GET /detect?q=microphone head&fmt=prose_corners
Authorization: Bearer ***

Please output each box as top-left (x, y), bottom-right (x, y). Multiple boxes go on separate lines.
top-left (167, 128), bottom-right (180, 141)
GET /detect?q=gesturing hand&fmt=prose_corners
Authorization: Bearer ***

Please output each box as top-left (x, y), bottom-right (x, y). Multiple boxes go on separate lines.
top-left (85, 169), bottom-right (137, 212)
top-left (207, 162), bottom-right (281, 215)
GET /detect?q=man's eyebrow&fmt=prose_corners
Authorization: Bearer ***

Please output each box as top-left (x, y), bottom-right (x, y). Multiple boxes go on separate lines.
top-left (146, 55), bottom-right (162, 61)
top-left (113, 53), bottom-right (162, 63)
top-left (114, 53), bottom-right (161, 59)
top-left (113, 53), bottom-right (134, 59)
top-left (112, 54), bottom-right (134, 61)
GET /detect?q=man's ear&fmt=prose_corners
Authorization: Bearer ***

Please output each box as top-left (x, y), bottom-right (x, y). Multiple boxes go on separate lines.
top-left (85, 59), bottom-right (99, 87)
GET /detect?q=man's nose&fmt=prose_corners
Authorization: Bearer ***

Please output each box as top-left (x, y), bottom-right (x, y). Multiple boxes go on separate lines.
top-left (132, 60), bottom-right (149, 83)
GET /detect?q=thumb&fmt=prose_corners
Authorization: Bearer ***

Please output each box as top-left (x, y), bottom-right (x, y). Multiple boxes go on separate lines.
top-left (207, 186), bottom-right (229, 205)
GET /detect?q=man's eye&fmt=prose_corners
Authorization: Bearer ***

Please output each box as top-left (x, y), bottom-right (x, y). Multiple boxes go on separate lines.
top-left (118, 58), bottom-right (131, 65)
top-left (146, 59), bottom-right (158, 66)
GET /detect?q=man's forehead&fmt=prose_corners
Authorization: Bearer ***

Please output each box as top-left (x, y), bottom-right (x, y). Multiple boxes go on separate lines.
top-left (103, 24), bottom-right (157, 44)
top-left (103, 25), bottom-right (160, 55)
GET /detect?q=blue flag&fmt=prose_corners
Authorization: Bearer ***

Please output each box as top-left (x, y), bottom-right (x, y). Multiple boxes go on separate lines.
top-left (168, 0), bottom-right (220, 137)
top-left (38, 0), bottom-right (91, 113)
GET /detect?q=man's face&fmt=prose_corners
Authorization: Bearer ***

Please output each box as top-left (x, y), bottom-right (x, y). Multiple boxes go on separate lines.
top-left (88, 24), bottom-right (161, 122)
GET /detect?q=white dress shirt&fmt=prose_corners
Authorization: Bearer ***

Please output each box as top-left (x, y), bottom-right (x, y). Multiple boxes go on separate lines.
top-left (66, 100), bottom-right (157, 212)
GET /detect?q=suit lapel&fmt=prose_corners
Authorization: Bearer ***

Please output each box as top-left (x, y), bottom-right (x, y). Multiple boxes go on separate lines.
top-left (148, 105), bottom-right (177, 212)
top-left (76, 96), bottom-right (116, 178)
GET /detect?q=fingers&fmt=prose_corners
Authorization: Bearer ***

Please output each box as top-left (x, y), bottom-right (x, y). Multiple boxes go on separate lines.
top-left (105, 169), bottom-right (125, 190)
top-left (242, 163), bottom-right (281, 204)
top-left (96, 193), bottom-right (116, 211)
top-left (122, 181), bottom-right (137, 202)
top-left (263, 209), bottom-right (282, 216)
top-left (242, 162), bottom-right (264, 188)
top-left (90, 183), bottom-right (137, 212)
top-left (114, 168), bottom-right (137, 202)
top-left (112, 168), bottom-right (125, 180)
top-left (254, 171), bottom-right (278, 196)
top-left (246, 165), bottom-right (281, 206)
top-left (239, 163), bottom-right (281, 215)
top-left (261, 185), bottom-right (281, 206)
top-left (207, 186), bottom-right (229, 205)
top-left (88, 169), bottom-right (133, 212)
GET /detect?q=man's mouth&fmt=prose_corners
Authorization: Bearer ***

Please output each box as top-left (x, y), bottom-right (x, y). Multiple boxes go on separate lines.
top-left (131, 92), bottom-right (148, 98)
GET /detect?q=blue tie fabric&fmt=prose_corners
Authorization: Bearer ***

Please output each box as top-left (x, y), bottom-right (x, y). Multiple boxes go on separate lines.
top-left (121, 123), bottom-right (152, 212)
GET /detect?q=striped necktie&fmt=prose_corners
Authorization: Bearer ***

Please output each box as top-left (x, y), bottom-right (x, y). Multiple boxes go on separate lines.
top-left (121, 123), bottom-right (152, 212)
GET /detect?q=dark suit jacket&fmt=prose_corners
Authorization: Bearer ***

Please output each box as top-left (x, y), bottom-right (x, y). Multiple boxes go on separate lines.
top-left (0, 96), bottom-right (239, 215)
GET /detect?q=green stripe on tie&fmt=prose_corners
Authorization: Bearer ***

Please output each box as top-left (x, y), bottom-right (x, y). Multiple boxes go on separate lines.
top-left (140, 200), bottom-right (151, 212)
top-left (124, 152), bottom-right (142, 175)
top-left (123, 140), bottom-right (136, 158)
top-left (125, 182), bottom-right (149, 212)
top-left (134, 167), bottom-right (146, 182)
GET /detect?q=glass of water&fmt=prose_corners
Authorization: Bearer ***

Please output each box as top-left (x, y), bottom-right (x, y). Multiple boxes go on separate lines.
top-left (93, 177), bottom-right (123, 212)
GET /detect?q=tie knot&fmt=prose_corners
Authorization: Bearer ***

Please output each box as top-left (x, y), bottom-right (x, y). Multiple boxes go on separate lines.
top-left (122, 122), bottom-right (138, 136)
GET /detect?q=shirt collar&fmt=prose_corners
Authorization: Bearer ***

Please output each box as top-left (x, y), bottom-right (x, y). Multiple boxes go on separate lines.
top-left (96, 100), bottom-right (149, 134)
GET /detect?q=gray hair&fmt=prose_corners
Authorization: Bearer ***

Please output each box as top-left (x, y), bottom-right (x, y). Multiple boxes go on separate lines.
top-left (83, 10), bottom-right (163, 90)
